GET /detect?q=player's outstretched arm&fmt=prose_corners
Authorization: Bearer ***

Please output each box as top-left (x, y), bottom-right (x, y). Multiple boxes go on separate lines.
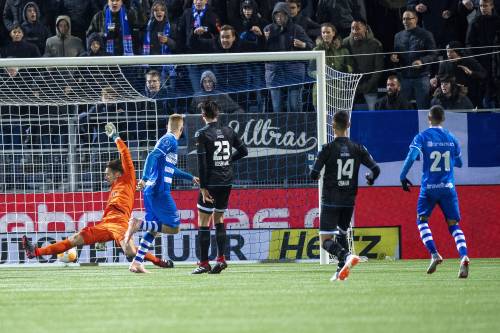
top-left (172, 166), bottom-right (196, 182)
top-left (105, 122), bottom-right (135, 179)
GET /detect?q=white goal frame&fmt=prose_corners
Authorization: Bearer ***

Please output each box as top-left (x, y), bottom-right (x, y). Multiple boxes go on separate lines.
top-left (0, 51), bottom-right (339, 265)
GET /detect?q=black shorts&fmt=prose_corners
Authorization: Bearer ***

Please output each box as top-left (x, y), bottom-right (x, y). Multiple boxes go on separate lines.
top-left (197, 186), bottom-right (232, 214)
top-left (319, 205), bottom-right (354, 234)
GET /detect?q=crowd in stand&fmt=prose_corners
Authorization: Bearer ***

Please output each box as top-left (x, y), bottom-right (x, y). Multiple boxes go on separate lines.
top-left (1, 0), bottom-right (500, 114)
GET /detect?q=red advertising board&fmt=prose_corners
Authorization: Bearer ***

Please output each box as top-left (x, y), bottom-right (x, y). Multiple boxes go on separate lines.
top-left (1, 185), bottom-right (499, 258)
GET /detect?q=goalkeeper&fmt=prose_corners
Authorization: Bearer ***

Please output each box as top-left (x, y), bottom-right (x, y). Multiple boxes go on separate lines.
top-left (22, 123), bottom-right (173, 268)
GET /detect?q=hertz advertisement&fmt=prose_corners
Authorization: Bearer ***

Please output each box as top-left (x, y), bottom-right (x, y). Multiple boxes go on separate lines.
top-left (268, 227), bottom-right (400, 260)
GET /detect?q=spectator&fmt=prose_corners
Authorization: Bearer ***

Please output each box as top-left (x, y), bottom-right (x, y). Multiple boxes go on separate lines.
top-left (143, 0), bottom-right (178, 84)
top-left (194, 24), bottom-right (261, 90)
top-left (432, 41), bottom-right (487, 108)
top-left (20, 1), bottom-right (49, 54)
top-left (407, 1), bottom-right (468, 47)
top-left (190, 70), bottom-right (244, 114)
top-left (78, 86), bottom-right (127, 145)
top-left (310, 23), bottom-right (352, 108)
top-left (375, 75), bottom-right (414, 110)
top-left (264, 2), bottom-right (314, 113)
top-left (144, 69), bottom-right (171, 114)
top-left (315, 0), bottom-right (363, 38)
top-left (286, 0), bottom-right (320, 41)
top-left (176, 0), bottom-right (219, 54)
top-left (3, 0), bottom-right (48, 32)
top-left (82, 32), bottom-right (111, 56)
top-left (176, 0), bottom-right (220, 93)
top-left (234, 0), bottom-right (268, 43)
top-left (0, 24), bottom-right (40, 58)
top-left (343, 19), bottom-right (384, 111)
top-left (87, 0), bottom-right (138, 56)
top-left (391, 10), bottom-right (436, 109)
top-left (466, 0), bottom-right (500, 108)
top-left (431, 75), bottom-right (474, 110)
top-left (44, 15), bottom-right (85, 57)
top-left (227, 0), bottom-right (277, 27)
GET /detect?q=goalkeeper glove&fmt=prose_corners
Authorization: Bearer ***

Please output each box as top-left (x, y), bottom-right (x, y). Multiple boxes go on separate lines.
top-left (401, 178), bottom-right (413, 192)
top-left (105, 122), bottom-right (119, 140)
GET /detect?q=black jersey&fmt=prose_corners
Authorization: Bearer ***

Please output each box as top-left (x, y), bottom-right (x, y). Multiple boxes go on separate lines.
top-left (195, 121), bottom-right (248, 188)
top-left (310, 137), bottom-right (379, 206)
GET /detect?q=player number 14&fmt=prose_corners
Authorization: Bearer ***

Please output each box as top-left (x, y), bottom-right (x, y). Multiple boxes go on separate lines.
top-left (430, 150), bottom-right (450, 172)
top-left (337, 158), bottom-right (354, 180)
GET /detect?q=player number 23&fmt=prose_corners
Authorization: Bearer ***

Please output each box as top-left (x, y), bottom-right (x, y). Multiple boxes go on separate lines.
top-left (430, 150), bottom-right (450, 172)
top-left (214, 140), bottom-right (231, 161)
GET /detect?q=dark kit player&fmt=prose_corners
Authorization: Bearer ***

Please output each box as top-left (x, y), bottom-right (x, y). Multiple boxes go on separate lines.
top-left (193, 101), bottom-right (248, 274)
top-left (310, 110), bottom-right (380, 281)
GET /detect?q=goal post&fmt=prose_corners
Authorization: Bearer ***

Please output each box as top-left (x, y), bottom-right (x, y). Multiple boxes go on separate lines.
top-left (0, 51), bottom-right (363, 266)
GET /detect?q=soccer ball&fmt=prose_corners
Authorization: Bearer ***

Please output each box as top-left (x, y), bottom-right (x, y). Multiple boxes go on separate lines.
top-left (57, 248), bottom-right (78, 263)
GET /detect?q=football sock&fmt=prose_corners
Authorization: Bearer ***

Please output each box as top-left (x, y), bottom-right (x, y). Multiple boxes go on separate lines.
top-left (134, 232), bottom-right (155, 263)
top-left (215, 223), bottom-right (226, 260)
top-left (417, 218), bottom-right (438, 255)
top-left (322, 238), bottom-right (348, 262)
top-left (141, 220), bottom-right (159, 233)
top-left (199, 226), bottom-right (211, 263)
top-left (336, 232), bottom-right (349, 267)
top-left (144, 252), bottom-right (161, 265)
top-left (36, 239), bottom-right (72, 256)
top-left (448, 224), bottom-right (468, 257)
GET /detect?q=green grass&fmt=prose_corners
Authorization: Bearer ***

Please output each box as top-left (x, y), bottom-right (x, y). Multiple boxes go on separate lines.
top-left (1, 260), bottom-right (499, 333)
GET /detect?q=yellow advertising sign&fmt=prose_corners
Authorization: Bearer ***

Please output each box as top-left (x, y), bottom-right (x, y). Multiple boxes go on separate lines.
top-left (268, 227), bottom-right (400, 260)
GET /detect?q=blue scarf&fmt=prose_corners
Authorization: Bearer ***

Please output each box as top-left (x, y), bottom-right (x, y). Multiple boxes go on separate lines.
top-left (104, 6), bottom-right (133, 56)
top-left (192, 4), bottom-right (207, 29)
top-left (143, 19), bottom-right (176, 78)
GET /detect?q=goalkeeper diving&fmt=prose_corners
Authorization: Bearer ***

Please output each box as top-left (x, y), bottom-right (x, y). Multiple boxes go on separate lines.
top-left (22, 123), bottom-right (173, 268)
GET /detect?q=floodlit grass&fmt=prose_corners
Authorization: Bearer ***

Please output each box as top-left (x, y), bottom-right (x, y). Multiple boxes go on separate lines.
top-left (1, 260), bottom-right (499, 333)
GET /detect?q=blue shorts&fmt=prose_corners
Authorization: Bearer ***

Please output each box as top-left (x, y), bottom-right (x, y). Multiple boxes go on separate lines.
top-left (144, 192), bottom-right (180, 229)
top-left (417, 188), bottom-right (461, 221)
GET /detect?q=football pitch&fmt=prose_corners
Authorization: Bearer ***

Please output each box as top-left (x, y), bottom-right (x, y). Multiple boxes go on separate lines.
top-left (1, 260), bottom-right (499, 333)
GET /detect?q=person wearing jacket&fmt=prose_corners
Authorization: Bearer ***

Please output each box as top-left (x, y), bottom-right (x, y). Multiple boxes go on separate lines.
top-left (343, 18), bottom-right (384, 110)
top-left (310, 23), bottom-right (352, 108)
top-left (0, 23), bottom-right (40, 58)
top-left (44, 15), bottom-right (85, 57)
top-left (263, 2), bottom-right (313, 112)
top-left (20, 1), bottom-right (48, 54)
top-left (86, 0), bottom-right (138, 56)
top-left (391, 10), bottom-right (437, 110)
top-left (430, 75), bottom-right (474, 110)
top-left (375, 75), bottom-right (414, 110)
top-left (190, 70), bottom-right (243, 114)
top-left (82, 32), bottom-right (111, 56)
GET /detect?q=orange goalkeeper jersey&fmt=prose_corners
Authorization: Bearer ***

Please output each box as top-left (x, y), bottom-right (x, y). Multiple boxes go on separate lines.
top-left (103, 138), bottom-right (136, 218)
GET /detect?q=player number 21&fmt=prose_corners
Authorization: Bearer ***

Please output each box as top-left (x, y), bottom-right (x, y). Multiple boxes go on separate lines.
top-left (214, 140), bottom-right (231, 161)
top-left (430, 150), bottom-right (450, 172)
top-left (337, 158), bottom-right (354, 180)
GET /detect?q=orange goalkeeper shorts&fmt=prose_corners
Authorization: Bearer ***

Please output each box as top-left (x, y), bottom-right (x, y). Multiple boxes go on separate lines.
top-left (79, 211), bottom-right (129, 245)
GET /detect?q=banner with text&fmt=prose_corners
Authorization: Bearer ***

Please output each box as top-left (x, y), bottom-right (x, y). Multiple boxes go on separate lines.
top-left (1, 226), bottom-right (399, 264)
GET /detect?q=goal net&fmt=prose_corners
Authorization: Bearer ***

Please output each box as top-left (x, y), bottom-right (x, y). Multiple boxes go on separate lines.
top-left (0, 52), bottom-right (361, 266)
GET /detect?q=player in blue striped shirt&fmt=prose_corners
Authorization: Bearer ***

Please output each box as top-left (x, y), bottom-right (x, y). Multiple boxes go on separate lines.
top-left (125, 114), bottom-right (199, 273)
top-left (400, 105), bottom-right (469, 278)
